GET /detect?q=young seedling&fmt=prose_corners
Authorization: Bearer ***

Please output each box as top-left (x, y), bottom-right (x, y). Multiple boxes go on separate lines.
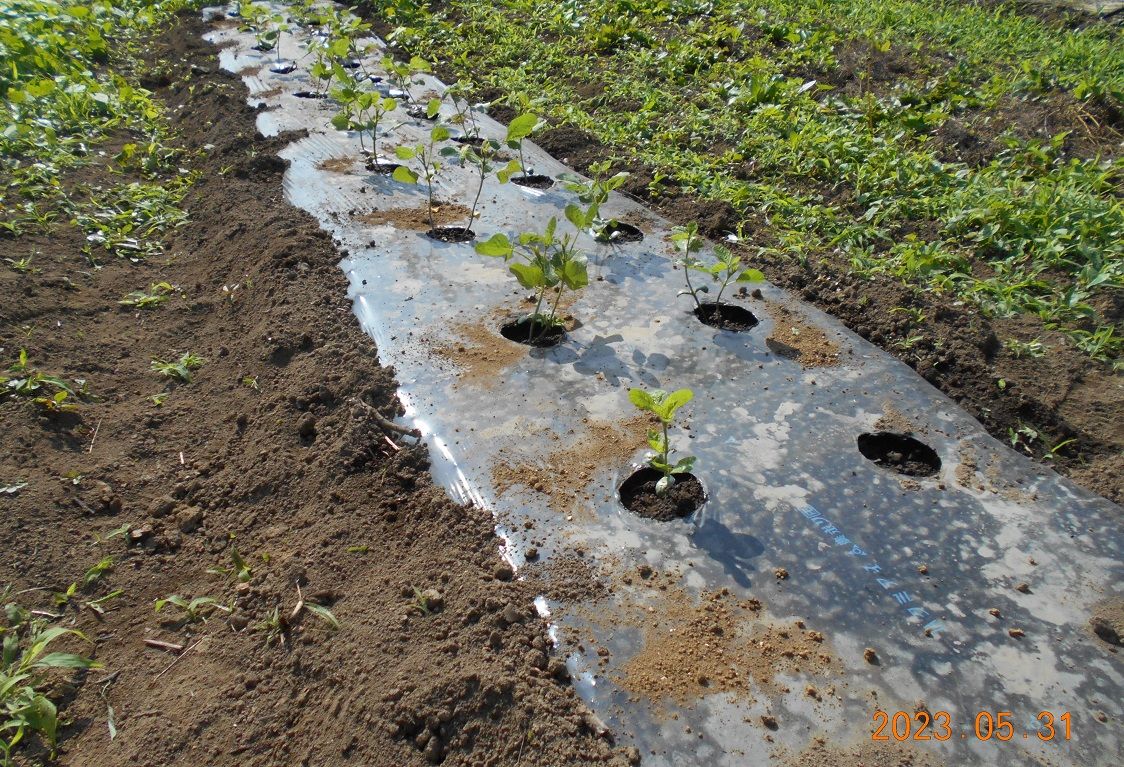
top-left (474, 216), bottom-right (589, 343)
top-left (628, 387), bottom-right (696, 496)
top-left (154, 595), bottom-right (230, 624)
top-left (119, 282), bottom-right (177, 309)
top-left (441, 138), bottom-right (505, 229)
top-left (151, 352), bottom-right (205, 383)
top-left (393, 123), bottom-right (451, 231)
top-left (503, 113), bottom-right (543, 182)
top-left (381, 55), bottom-right (432, 114)
top-left (0, 616), bottom-right (100, 759)
top-left (207, 548), bottom-right (253, 583)
top-left (4, 255), bottom-right (33, 273)
top-left (559, 160), bottom-right (632, 241)
top-left (670, 222), bottom-right (764, 311)
top-left (2, 349), bottom-right (85, 411)
top-left (330, 73), bottom-right (398, 166)
top-left (446, 82), bottom-right (483, 140)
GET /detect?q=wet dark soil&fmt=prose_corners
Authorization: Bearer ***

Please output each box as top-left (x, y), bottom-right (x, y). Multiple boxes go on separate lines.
top-left (857, 432), bottom-right (943, 477)
top-left (619, 469), bottom-right (706, 521)
top-left (596, 220), bottom-right (644, 243)
top-left (511, 173), bottom-right (555, 190)
top-left (500, 316), bottom-right (566, 347)
top-left (426, 225), bottom-right (476, 243)
top-left (694, 302), bottom-right (759, 332)
top-left (0, 13), bottom-right (629, 767)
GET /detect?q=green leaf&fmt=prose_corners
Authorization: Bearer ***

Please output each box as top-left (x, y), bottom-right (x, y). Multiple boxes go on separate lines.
top-left (25, 693), bottom-right (58, 746)
top-left (737, 268), bottom-right (765, 283)
top-left (506, 113), bottom-right (539, 142)
top-left (426, 98), bottom-right (442, 119)
top-left (304, 603), bottom-right (339, 631)
top-left (391, 165), bottom-right (418, 184)
top-left (560, 257), bottom-right (588, 290)
top-left (628, 388), bottom-right (655, 411)
top-left (496, 159), bottom-right (521, 183)
top-left (431, 124), bottom-right (450, 142)
top-left (33, 652), bottom-right (101, 670)
top-left (660, 388), bottom-right (693, 419)
top-left (564, 203), bottom-right (587, 230)
top-left (474, 233), bottom-right (513, 258)
top-left (670, 455), bottom-right (696, 474)
top-left (509, 262), bottom-right (546, 289)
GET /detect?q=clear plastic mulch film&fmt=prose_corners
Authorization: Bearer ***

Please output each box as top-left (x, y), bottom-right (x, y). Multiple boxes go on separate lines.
top-left (203, 5), bottom-right (1121, 765)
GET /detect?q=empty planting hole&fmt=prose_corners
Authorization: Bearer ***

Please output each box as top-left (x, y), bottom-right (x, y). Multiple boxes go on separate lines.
top-left (857, 432), bottom-right (941, 477)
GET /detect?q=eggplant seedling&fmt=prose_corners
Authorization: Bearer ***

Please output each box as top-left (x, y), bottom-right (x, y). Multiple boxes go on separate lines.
top-left (671, 222), bottom-right (764, 319)
top-left (628, 387), bottom-right (696, 496)
top-left (559, 160), bottom-right (632, 241)
top-left (330, 73), bottom-right (398, 167)
top-left (381, 55), bottom-right (432, 114)
top-left (475, 217), bottom-right (589, 343)
top-left (441, 138), bottom-right (505, 230)
top-left (502, 113), bottom-right (544, 182)
top-left (446, 82), bottom-right (483, 140)
top-left (393, 123), bottom-right (451, 231)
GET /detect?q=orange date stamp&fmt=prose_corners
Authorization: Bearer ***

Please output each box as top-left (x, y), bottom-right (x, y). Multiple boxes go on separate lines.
top-left (871, 710), bottom-right (1072, 742)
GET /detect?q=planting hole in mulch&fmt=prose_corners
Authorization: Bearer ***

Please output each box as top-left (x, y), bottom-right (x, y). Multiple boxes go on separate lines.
top-left (499, 316), bottom-right (566, 347)
top-left (694, 302), bottom-right (759, 332)
top-left (596, 221), bottom-right (644, 244)
top-left (340, 59), bottom-right (361, 69)
top-left (857, 432), bottom-right (941, 477)
top-left (407, 106), bottom-right (438, 121)
top-left (426, 226), bottom-right (476, 243)
top-left (618, 468), bottom-right (705, 521)
top-left (269, 60), bottom-right (296, 74)
top-left (453, 135), bottom-right (486, 147)
top-left (293, 90), bottom-right (327, 99)
top-left (511, 174), bottom-right (555, 190)
top-left (365, 161), bottom-right (403, 176)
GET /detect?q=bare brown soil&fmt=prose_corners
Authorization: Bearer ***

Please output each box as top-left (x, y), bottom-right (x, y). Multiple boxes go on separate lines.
top-left (357, 201), bottom-right (471, 230)
top-left (0, 14), bottom-right (629, 767)
top-left (764, 302), bottom-right (844, 369)
top-left (492, 415), bottom-right (651, 517)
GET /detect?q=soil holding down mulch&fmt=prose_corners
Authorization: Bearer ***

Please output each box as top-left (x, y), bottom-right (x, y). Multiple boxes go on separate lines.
top-left (618, 468), bottom-right (705, 520)
top-left (0, 13), bottom-right (630, 767)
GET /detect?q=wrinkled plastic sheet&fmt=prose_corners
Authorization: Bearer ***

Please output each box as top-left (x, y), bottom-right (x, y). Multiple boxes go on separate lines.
top-left (204, 7), bottom-right (1122, 765)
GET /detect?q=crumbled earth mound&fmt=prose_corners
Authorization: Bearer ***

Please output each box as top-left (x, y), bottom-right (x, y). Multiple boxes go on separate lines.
top-left (0, 13), bottom-right (626, 767)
